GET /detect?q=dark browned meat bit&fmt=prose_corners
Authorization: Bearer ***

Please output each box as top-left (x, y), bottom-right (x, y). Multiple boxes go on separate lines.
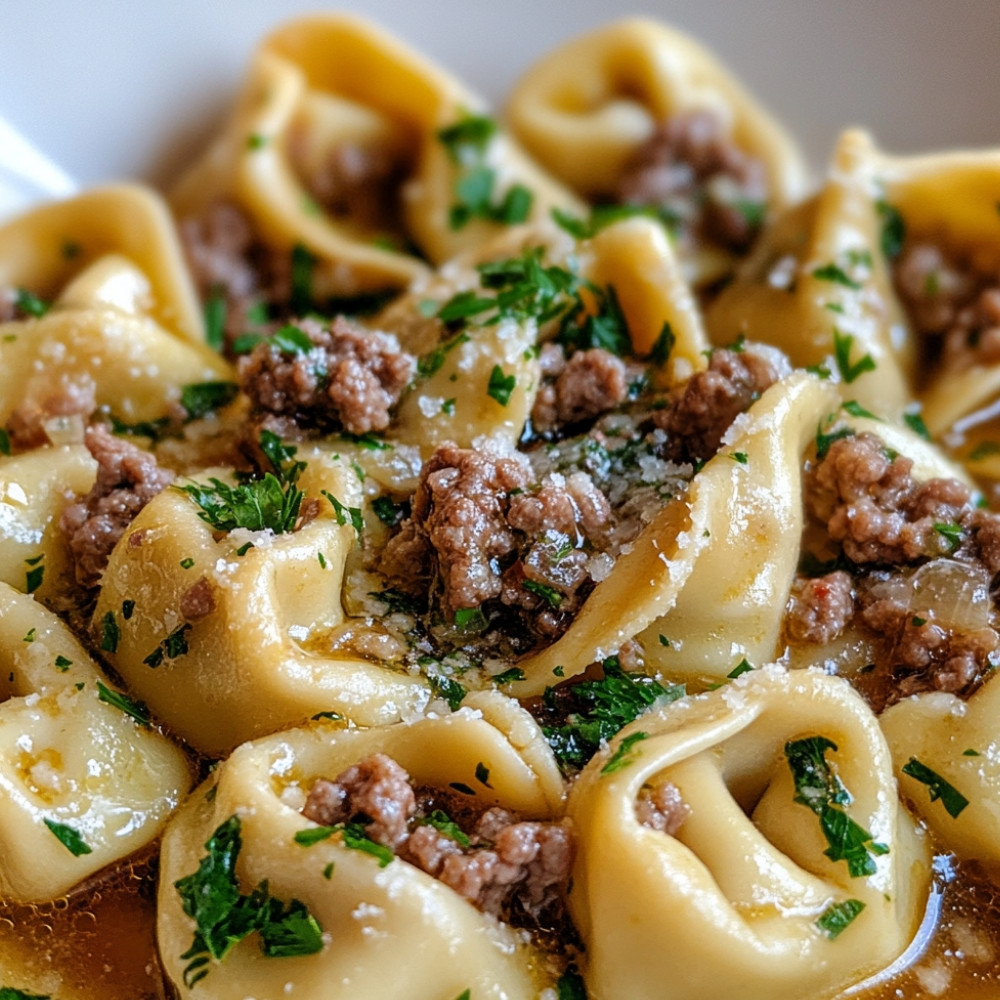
top-left (635, 781), bottom-right (689, 835)
top-left (616, 110), bottom-right (769, 254)
top-left (6, 377), bottom-right (96, 451)
top-left (379, 443), bottom-right (531, 614)
top-left (784, 571), bottom-right (855, 645)
top-left (894, 242), bottom-right (1000, 377)
top-left (806, 433), bottom-right (974, 565)
top-left (530, 345), bottom-right (628, 433)
top-left (302, 752), bottom-right (416, 850)
top-left (179, 577), bottom-right (216, 621)
top-left (179, 200), bottom-right (289, 349)
top-left (59, 424), bottom-right (173, 589)
top-left (654, 346), bottom-right (782, 463)
top-left (288, 135), bottom-right (406, 234)
top-left (238, 316), bottom-right (415, 437)
top-left (302, 757), bottom-right (574, 924)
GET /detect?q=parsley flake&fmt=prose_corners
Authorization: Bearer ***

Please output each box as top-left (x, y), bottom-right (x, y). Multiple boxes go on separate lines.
top-left (832, 329), bottom-right (877, 383)
top-left (100, 611), bottom-right (120, 653)
top-left (816, 898), bottom-right (866, 939)
top-left (44, 818), bottom-right (92, 857)
top-left (417, 810), bottom-right (472, 848)
top-left (322, 491), bottom-right (364, 536)
top-left (487, 365), bottom-right (516, 406)
top-left (96, 681), bottom-right (151, 727)
top-left (901, 757), bottom-right (969, 818)
top-left (933, 522), bottom-right (964, 554)
top-left (904, 410), bottom-right (932, 441)
top-left (602, 731), bottom-right (649, 774)
top-left (429, 675), bottom-right (466, 711)
top-left (876, 199), bottom-right (906, 260)
top-left (812, 263), bottom-right (862, 290)
top-left (522, 578), bottom-right (562, 607)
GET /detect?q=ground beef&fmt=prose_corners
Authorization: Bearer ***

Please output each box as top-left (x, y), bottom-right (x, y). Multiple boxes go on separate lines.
top-left (179, 200), bottom-right (289, 351)
top-left (654, 346), bottom-right (783, 463)
top-left (379, 444), bottom-right (531, 614)
top-left (59, 425), bottom-right (173, 589)
top-left (852, 576), bottom-right (1000, 711)
top-left (288, 136), bottom-right (405, 233)
top-left (635, 782), bottom-right (689, 835)
top-left (6, 378), bottom-right (96, 451)
top-left (784, 571), bottom-right (855, 645)
top-left (302, 752), bottom-right (415, 850)
top-left (238, 315), bottom-right (414, 437)
top-left (303, 756), bottom-right (574, 925)
top-left (893, 242), bottom-right (1000, 376)
top-left (806, 433), bottom-right (974, 565)
top-left (179, 577), bottom-right (216, 621)
top-left (615, 110), bottom-right (769, 254)
top-left (530, 346), bottom-right (628, 433)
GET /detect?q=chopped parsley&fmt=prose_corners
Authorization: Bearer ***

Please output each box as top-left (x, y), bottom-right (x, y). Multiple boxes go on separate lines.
top-left (0, 989), bottom-right (51, 1000)
top-left (100, 611), bottom-right (120, 653)
top-left (933, 522), bottom-right (964, 554)
top-left (180, 557), bottom-right (195, 570)
top-left (322, 491), bottom-right (364, 536)
top-left (904, 410), bottom-right (932, 441)
top-left (24, 554), bottom-right (44, 594)
top-left (122, 599), bottom-right (136, 620)
top-left (731, 451), bottom-right (749, 465)
top-left (785, 736), bottom-right (889, 877)
top-left (96, 681), bottom-right (151, 727)
top-left (832, 329), bottom-right (876, 383)
top-left (841, 400), bottom-right (879, 419)
top-left (180, 381), bottom-right (239, 421)
top-left (174, 816), bottom-right (323, 987)
top-left (551, 203), bottom-right (680, 241)
top-left (475, 762), bottom-right (493, 787)
top-left (901, 757), bottom-right (969, 818)
top-left (649, 322), bottom-right (675, 366)
top-left (417, 810), bottom-right (471, 848)
top-left (812, 262), bottom-right (862, 290)
top-left (815, 419), bottom-right (855, 459)
top-left (522, 578), bottom-right (562, 607)
top-left (43, 818), bottom-right (92, 857)
top-left (54, 655), bottom-right (72, 672)
top-left (438, 112), bottom-right (534, 230)
top-left (556, 965), bottom-right (587, 1000)
top-left (816, 898), bottom-right (866, 939)
top-left (876, 199), bottom-right (906, 260)
top-left (143, 623), bottom-right (193, 669)
top-left (601, 731), bottom-right (649, 774)
top-left (203, 288), bottom-right (231, 351)
top-left (429, 674), bottom-right (467, 711)
top-left (14, 288), bottom-right (50, 318)
top-left (177, 431), bottom-right (307, 535)
top-left (290, 244), bottom-right (317, 315)
top-left (727, 658), bottom-right (754, 679)
top-left (371, 496), bottom-right (403, 528)
top-left (543, 658), bottom-right (683, 771)
top-left (0, 429), bottom-right (10, 455)
top-left (969, 441), bottom-right (1000, 462)
top-left (487, 365), bottom-right (516, 406)
top-left (454, 606), bottom-right (488, 630)
top-left (337, 822), bottom-right (395, 867)
top-left (491, 667), bottom-right (524, 685)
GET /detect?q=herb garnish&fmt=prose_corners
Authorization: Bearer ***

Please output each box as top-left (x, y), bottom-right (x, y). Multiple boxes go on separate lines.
top-left (416, 810), bottom-right (471, 848)
top-left (602, 731), bottom-right (649, 774)
top-left (24, 554), bottom-right (44, 594)
top-left (487, 365), bottom-right (516, 406)
top-left (522, 578), bottom-right (563, 607)
top-left (97, 680), bottom-right (151, 727)
top-left (180, 381), bottom-right (239, 421)
top-left (832, 329), bottom-right (876, 383)
top-left (542, 657), bottom-right (683, 771)
top-left (100, 611), bottom-right (120, 653)
top-left (816, 898), bottom-right (866, 939)
top-left (177, 431), bottom-right (307, 535)
top-left (784, 737), bottom-right (889, 877)
top-left (174, 816), bottom-right (323, 987)
top-left (904, 410), bottom-right (931, 441)
top-left (44, 818), bottom-right (92, 857)
top-left (14, 288), bottom-right (50, 318)
top-left (876, 200), bottom-right (906, 260)
top-left (143, 623), bottom-right (192, 668)
top-left (322, 491), bottom-right (364, 536)
top-left (429, 674), bottom-right (467, 711)
top-left (933, 522), bottom-right (964, 554)
top-left (812, 263), bottom-right (862, 290)
top-left (901, 757), bottom-right (969, 818)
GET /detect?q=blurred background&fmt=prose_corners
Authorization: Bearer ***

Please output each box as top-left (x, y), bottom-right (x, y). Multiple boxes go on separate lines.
top-left (0, 0), bottom-right (998, 187)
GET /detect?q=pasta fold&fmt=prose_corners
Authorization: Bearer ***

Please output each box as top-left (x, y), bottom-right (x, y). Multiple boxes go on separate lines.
top-left (157, 694), bottom-right (564, 998)
top-left (567, 666), bottom-right (930, 1000)
top-left (93, 450), bottom-right (429, 755)
top-left (0, 584), bottom-right (191, 902)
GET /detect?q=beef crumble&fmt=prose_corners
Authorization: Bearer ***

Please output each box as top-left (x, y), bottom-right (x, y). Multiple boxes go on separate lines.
top-left (789, 431), bottom-right (1000, 709)
top-left (238, 315), bottom-right (415, 437)
top-left (301, 753), bottom-right (574, 926)
top-left (530, 344), bottom-right (629, 434)
top-left (635, 781), bottom-right (689, 835)
top-left (615, 110), bottom-right (769, 256)
top-left (59, 424), bottom-right (174, 589)
top-left (893, 242), bottom-right (1000, 378)
top-left (654, 345), bottom-right (784, 463)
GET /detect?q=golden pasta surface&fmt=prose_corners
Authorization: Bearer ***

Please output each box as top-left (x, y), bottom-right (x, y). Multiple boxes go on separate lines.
top-left (3, 12), bottom-right (1000, 1000)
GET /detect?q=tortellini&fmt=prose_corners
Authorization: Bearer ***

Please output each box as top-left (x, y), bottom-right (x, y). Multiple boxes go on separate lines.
top-left (707, 130), bottom-right (914, 417)
top-left (157, 694), bottom-right (565, 999)
top-left (513, 372), bottom-right (839, 694)
top-left (0, 184), bottom-right (205, 344)
top-left (506, 17), bottom-right (807, 284)
top-left (171, 13), bottom-right (582, 295)
top-left (93, 449), bottom-right (429, 755)
top-left (568, 666), bottom-right (930, 1000)
top-left (0, 583), bottom-right (191, 901)
top-left (881, 678), bottom-right (1000, 866)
